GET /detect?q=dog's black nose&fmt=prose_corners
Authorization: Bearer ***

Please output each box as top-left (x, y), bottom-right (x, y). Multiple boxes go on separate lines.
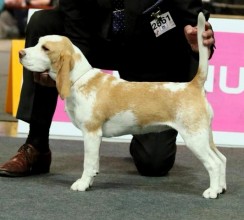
top-left (19, 50), bottom-right (26, 59)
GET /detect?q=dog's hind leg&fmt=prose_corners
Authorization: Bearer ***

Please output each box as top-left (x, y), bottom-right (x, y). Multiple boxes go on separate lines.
top-left (209, 130), bottom-right (227, 194)
top-left (71, 131), bottom-right (102, 191)
top-left (180, 129), bottom-right (224, 199)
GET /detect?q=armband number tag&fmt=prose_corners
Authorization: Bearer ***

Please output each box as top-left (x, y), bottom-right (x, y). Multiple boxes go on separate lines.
top-left (150, 12), bottom-right (176, 37)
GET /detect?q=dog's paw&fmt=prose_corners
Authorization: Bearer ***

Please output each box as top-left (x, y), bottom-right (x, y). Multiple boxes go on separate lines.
top-left (218, 187), bottom-right (226, 194)
top-left (218, 186), bottom-right (227, 194)
top-left (202, 188), bottom-right (219, 199)
top-left (220, 183), bottom-right (227, 193)
top-left (70, 178), bottom-right (91, 192)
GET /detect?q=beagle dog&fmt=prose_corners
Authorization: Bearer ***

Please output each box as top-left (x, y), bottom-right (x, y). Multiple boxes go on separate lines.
top-left (19, 13), bottom-right (226, 199)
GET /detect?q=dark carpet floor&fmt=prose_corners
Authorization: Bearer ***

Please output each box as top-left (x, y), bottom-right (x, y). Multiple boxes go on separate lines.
top-left (0, 136), bottom-right (244, 220)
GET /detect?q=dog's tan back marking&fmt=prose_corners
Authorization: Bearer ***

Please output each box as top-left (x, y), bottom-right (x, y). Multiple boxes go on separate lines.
top-left (80, 72), bottom-right (208, 133)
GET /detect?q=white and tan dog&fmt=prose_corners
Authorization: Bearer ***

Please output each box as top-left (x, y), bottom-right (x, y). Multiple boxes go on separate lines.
top-left (19, 13), bottom-right (226, 199)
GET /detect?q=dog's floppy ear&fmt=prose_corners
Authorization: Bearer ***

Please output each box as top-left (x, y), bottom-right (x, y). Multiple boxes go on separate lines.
top-left (56, 51), bottom-right (74, 100)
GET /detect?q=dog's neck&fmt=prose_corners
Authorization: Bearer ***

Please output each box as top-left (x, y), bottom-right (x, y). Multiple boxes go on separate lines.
top-left (70, 45), bottom-right (93, 85)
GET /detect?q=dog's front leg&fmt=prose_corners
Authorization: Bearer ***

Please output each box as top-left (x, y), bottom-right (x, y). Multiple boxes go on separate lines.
top-left (71, 131), bottom-right (101, 191)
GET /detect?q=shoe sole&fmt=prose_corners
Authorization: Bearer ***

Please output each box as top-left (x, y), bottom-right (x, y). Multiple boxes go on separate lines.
top-left (0, 169), bottom-right (50, 177)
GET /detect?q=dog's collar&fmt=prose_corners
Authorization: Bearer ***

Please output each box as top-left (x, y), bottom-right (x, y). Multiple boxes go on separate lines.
top-left (71, 67), bottom-right (98, 87)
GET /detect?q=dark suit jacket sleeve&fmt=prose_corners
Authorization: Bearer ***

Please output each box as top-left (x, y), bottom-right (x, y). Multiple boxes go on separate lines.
top-left (58, 0), bottom-right (97, 53)
top-left (167, 0), bottom-right (210, 26)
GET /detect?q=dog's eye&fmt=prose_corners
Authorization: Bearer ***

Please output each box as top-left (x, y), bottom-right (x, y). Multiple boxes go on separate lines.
top-left (42, 45), bottom-right (49, 52)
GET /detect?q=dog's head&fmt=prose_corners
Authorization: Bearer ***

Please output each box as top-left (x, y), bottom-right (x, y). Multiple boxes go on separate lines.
top-left (19, 35), bottom-right (76, 99)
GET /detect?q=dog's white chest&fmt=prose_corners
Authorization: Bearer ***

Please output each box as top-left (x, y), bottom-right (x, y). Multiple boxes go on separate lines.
top-left (65, 91), bottom-right (94, 128)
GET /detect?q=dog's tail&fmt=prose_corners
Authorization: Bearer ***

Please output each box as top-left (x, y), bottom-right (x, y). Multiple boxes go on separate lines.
top-left (192, 12), bottom-right (209, 87)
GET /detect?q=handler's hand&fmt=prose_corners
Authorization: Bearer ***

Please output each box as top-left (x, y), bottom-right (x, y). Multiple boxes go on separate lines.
top-left (5, 0), bottom-right (26, 7)
top-left (33, 71), bottom-right (56, 87)
top-left (29, 0), bottom-right (51, 6)
top-left (184, 21), bottom-right (215, 57)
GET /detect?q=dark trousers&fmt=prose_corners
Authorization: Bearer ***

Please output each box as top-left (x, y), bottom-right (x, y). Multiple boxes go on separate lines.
top-left (17, 9), bottom-right (63, 151)
top-left (17, 9), bottom-right (177, 176)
